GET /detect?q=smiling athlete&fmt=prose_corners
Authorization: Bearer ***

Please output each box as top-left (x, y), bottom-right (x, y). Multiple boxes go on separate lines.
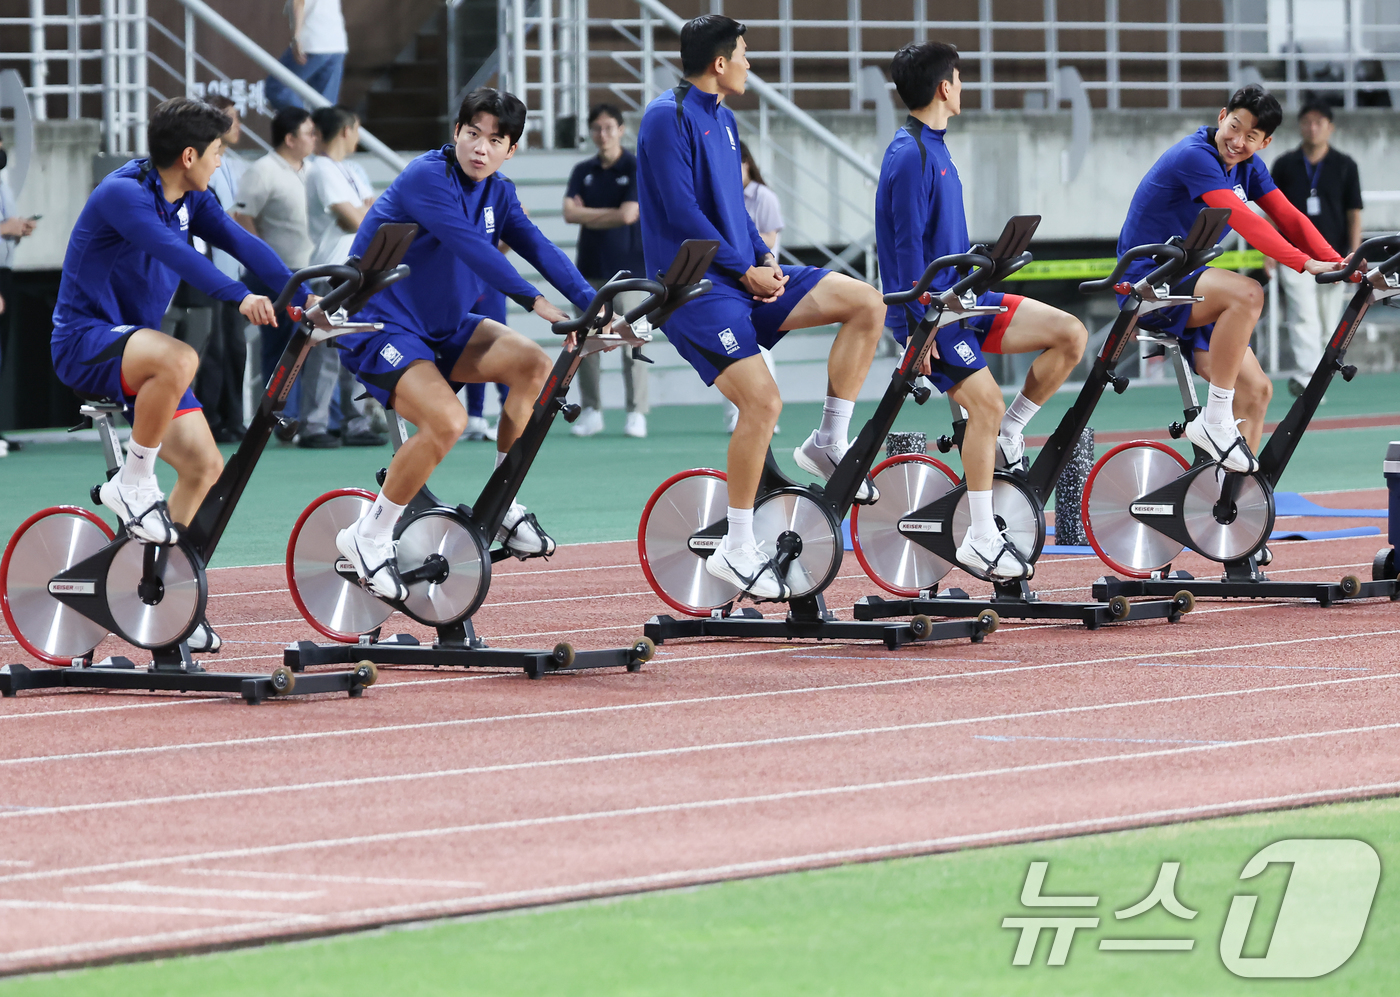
top-left (1119, 84), bottom-right (1347, 473)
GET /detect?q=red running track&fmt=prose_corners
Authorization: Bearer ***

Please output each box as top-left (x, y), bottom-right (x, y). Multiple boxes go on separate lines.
top-left (0, 489), bottom-right (1396, 973)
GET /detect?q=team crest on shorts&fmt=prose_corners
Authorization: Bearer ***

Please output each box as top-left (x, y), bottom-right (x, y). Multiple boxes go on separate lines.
top-left (954, 341), bottom-right (977, 365)
top-left (380, 343), bottom-right (405, 367)
top-left (718, 328), bottom-right (740, 354)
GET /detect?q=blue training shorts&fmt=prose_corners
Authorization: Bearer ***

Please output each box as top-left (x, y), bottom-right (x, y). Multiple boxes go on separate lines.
top-left (661, 265), bottom-right (829, 386)
top-left (336, 313), bottom-right (488, 407)
top-left (1122, 264), bottom-right (1216, 366)
top-left (51, 321), bottom-right (201, 425)
top-left (889, 290), bottom-right (1024, 395)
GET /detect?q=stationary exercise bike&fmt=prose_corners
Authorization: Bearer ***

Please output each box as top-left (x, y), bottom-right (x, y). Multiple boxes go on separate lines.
top-left (282, 242), bottom-right (715, 678)
top-left (635, 219), bottom-right (1049, 649)
top-left (0, 224), bottom-right (416, 703)
top-left (851, 208), bottom-right (1229, 628)
top-left (1087, 232), bottom-right (1400, 606)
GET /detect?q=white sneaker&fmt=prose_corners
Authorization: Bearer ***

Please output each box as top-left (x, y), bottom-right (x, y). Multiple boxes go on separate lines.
top-left (335, 526), bottom-right (408, 602)
top-left (461, 415), bottom-right (490, 441)
top-left (722, 405), bottom-right (739, 434)
top-left (793, 431), bottom-right (879, 503)
top-left (497, 501), bottom-right (556, 559)
top-left (483, 419), bottom-right (499, 441)
top-left (624, 412), bottom-right (648, 438)
top-left (99, 475), bottom-right (179, 545)
top-left (1184, 416), bottom-right (1259, 474)
top-left (996, 432), bottom-right (1027, 472)
top-left (186, 619), bottom-right (221, 653)
top-left (956, 530), bottom-right (1034, 581)
top-left (705, 541), bottom-right (791, 601)
top-left (571, 407), bottom-right (604, 437)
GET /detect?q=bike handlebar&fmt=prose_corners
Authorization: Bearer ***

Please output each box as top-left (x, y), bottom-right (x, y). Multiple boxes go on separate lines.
top-left (1078, 243), bottom-right (1187, 294)
top-left (1316, 234), bottom-right (1400, 284)
top-left (883, 253), bottom-right (995, 306)
top-left (550, 277), bottom-right (669, 335)
top-left (271, 264), bottom-right (362, 314)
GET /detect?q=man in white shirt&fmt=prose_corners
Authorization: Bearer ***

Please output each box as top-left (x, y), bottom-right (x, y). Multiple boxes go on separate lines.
top-left (234, 105), bottom-right (316, 437)
top-left (266, 0), bottom-right (348, 111)
top-left (299, 105), bottom-right (383, 448)
top-left (0, 134), bottom-right (38, 457)
top-left (195, 94), bottom-right (251, 443)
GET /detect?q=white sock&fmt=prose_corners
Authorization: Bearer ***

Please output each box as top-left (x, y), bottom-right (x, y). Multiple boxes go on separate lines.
top-left (120, 440), bottom-right (160, 486)
top-left (495, 450), bottom-right (507, 469)
top-left (724, 506), bottom-right (755, 549)
top-left (967, 489), bottom-right (996, 540)
top-left (1000, 392), bottom-right (1040, 438)
top-left (356, 492), bottom-right (406, 542)
top-left (814, 396), bottom-right (854, 448)
top-left (1204, 383), bottom-right (1235, 425)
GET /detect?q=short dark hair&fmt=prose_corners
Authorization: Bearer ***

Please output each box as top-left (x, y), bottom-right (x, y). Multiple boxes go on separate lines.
top-left (271, 106), bottom-right (313, 149)
top-left (148, 97), bottom-right (231, 169)
top-left (204, 93), bottom-right (236, 114)
top-left (680, 15), bottom-right (746, 78)
top-left (891, 42), bottom-right (960, 111)
top-left (588, 103), bottom-right (624, 128)
top-left (1225, 83), bottom-right (1283, 136)
top-left (454, 87), bottom-right (528, 148)
top-left (312, 105), bottom-right (359, 142)
top-left (1298, 100), bottom-right (1334, 122)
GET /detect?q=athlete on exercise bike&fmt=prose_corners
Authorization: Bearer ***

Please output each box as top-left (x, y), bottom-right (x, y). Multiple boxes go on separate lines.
top-left (1118, 83), bottom-right (1350, 474)
top-left (49, 96), bottom-right (312, 650)
top-left (333, 87), bottom-right (621, 601)
top-left (876, 42), bottom-right (1088, 580)
top-left (636, 14), bottom-right (887, 601)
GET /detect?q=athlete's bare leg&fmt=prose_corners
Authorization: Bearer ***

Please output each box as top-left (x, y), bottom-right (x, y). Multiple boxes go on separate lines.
top-left (993, 298), bottom-right (1089, 403)
top-left (1184, 267), bottom-right (1264, 391)
top-left (946, 367), bottom-right (1004, 492)
top-left (778, 273), bottom-right (885, 400)
top-left (713, 354), bottom-right (781, 509)
top-left (448, 319), bottom-right (552, 454)
top-left (157, 412), bottom-right (224, 526)
top-left (121, 328), bottom-right (201, 450)
top-left (1194, 344), bottom-right (1272, 451)
top-left (380, 361), bottom-right (468, 505)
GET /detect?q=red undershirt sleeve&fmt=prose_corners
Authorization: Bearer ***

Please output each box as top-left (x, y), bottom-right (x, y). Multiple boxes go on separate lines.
top-left (1257, 188), bottom-right (1344, 264)
top-left (1198, 189), bottom-right (1310, 272)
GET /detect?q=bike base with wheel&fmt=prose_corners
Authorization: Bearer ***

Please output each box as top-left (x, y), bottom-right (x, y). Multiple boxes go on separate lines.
top-left (1093, 560), bottom-right (1398, 608)
top-left (854, 580), bottom-right (1192, 631)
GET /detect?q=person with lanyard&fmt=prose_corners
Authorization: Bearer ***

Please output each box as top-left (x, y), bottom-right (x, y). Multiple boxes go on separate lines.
top-left (1117, 84), bottom-right (1349, 476)
top-left (301, 104), bottom-right (385, 448)
top-left (875, 41), bottom-right (1088, 579)
top-left (329, 87), bottom-right (615, 601)
top-left (563, 102), bottom-right (649, 439)
top-left (193, 94), bottom-right (250, 444)
top-left (49, 98), bottom-right (312, 650)
top-left (636, 14), bottom-right (887, 601)
top-left (1269, 101), bottom-right (1364, 397)
top-left (0, 133), bottom-right (39, 457)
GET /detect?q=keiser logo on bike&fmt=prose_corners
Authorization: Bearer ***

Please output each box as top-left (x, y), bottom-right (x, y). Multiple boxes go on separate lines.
top-left (1130, 502), bottom-right (1174, 516)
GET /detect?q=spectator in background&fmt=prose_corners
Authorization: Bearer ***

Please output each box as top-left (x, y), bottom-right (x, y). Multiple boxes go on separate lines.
top-left (562, 103), bottom-right (649, 439)
top-left (234, 106), bottom-right (316, 441)
top-left (722, 141), bottom-right (783, 435)
top-left (266, 0), bottom-right (348, 111)
top-left (195, 95), bottom-right (251, 443)
top-left (0, 134), bottom-right (38, 457)
top-left (300, 104), bottom-right (385, 448)
top-left (1270, 102), bottom-right (1364, 397)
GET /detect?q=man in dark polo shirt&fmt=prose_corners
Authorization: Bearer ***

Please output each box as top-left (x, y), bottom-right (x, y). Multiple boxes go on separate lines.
top-left (1270, 102), bottom-right (1364, 396)
top-left (563, 103), bottom-right (649, 438)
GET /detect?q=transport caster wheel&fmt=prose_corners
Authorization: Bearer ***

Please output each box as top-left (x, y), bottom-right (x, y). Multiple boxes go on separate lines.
top-left (1108, 595), bottom-right (1131, 622)
top-left (631, 637), bottom-right (655, 664)
top-left (270, 666), bottom-right (297, 695)
top-left (1374, 548), bottom-right (1397, 583)
top-left (552, 642), bottom-right (576, 669)
top-left (908, 614), bottom-right (934, 640)
top-left (353, 660), bottom-right (378, 687)
top-left (978, 610), bottom-right (1000, 634)
top-left (1173, 590), bottom-right (1195, 614)
top-left (1339, 574), bottom-right (1362, 598)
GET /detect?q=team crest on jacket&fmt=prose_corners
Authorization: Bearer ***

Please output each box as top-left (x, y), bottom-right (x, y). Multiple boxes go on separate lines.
top-left (176, 204), bottom-right (189, 231)
top-left (719, 328), bottom-right (740, 354)
top-left (1233, 184), bottom-right (1248, 202)
top-left (484, 205), bottom-right (496, 233)
top-left (725, 126), bottom-right (736, 150)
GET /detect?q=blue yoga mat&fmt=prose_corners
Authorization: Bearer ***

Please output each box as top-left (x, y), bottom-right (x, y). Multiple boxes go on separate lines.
top-left (1273, 492), bottom-right (1386, 518)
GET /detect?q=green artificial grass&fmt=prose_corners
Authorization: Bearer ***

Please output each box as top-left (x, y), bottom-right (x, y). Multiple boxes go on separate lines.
top-left (2, 372), bottom-right (1397, 565)
top-left (9, 796), bottom-right (1398, 995)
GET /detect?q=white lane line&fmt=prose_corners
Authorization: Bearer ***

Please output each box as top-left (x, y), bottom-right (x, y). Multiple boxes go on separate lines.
top-left (493, 562), bottom-right (637, 577)
top-left (183, 868), bottom-right (484, 889)
top-left (0, 898), bottom-right (311, 920)
top-left (974, 734), bottom-right (1231, 745)
top-left (208, 588), bottom-right (287, 599)
top-left (207, 619), bottom-right (303, 630)
top-left (66, 880), bottom-right (324, 901)
top-left (7, 671), bottom-right (1400, 819)
top-left (0, 700), bottom-right (219, 722)
top-left (1137, 661), bottom-right (1368, 671)
top-left (3, 629), bottom-right (1398, 768)
top-left (490, 591), bottom-right (653, 609)
top-left (2, 719), bottom-right (1399, 890)
top-left (5, 774), bottom-right (1399, 968)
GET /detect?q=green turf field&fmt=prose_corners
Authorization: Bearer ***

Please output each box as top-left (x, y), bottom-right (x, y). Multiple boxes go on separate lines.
top-left (3, 373), bottom-right (1396, 565)
top-left (7, 796), bottom-right (1396, 995)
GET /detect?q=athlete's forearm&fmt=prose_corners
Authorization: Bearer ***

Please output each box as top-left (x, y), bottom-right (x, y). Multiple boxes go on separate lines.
top-left (1257, 189), bottom-right (1343, 264)
top-left (1199, 189), bottom-right (1310, 272)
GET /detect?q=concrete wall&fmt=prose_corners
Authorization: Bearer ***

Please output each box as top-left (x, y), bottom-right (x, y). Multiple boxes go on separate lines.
top-left (0, 119), bottom-right (101, 272)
